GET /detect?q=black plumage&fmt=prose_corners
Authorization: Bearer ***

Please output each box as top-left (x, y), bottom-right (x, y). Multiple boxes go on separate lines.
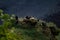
top-left (15, 16), bottom-right (18, 24)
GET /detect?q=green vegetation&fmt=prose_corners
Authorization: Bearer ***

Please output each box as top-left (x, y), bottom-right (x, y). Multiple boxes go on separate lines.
top-left (0, 9), bottom-right (60, 40)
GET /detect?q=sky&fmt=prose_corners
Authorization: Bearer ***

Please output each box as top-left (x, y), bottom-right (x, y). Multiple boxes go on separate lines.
top-left (0, 0), bottom-right (60, 19)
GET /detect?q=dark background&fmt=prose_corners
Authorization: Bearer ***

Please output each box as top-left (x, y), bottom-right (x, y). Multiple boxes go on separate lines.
top-left (0, 0), bottom-right (60, 27)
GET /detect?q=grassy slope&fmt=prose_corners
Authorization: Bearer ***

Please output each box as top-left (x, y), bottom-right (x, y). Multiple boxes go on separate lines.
top-left (0, 9), bottom-right (60, 40)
